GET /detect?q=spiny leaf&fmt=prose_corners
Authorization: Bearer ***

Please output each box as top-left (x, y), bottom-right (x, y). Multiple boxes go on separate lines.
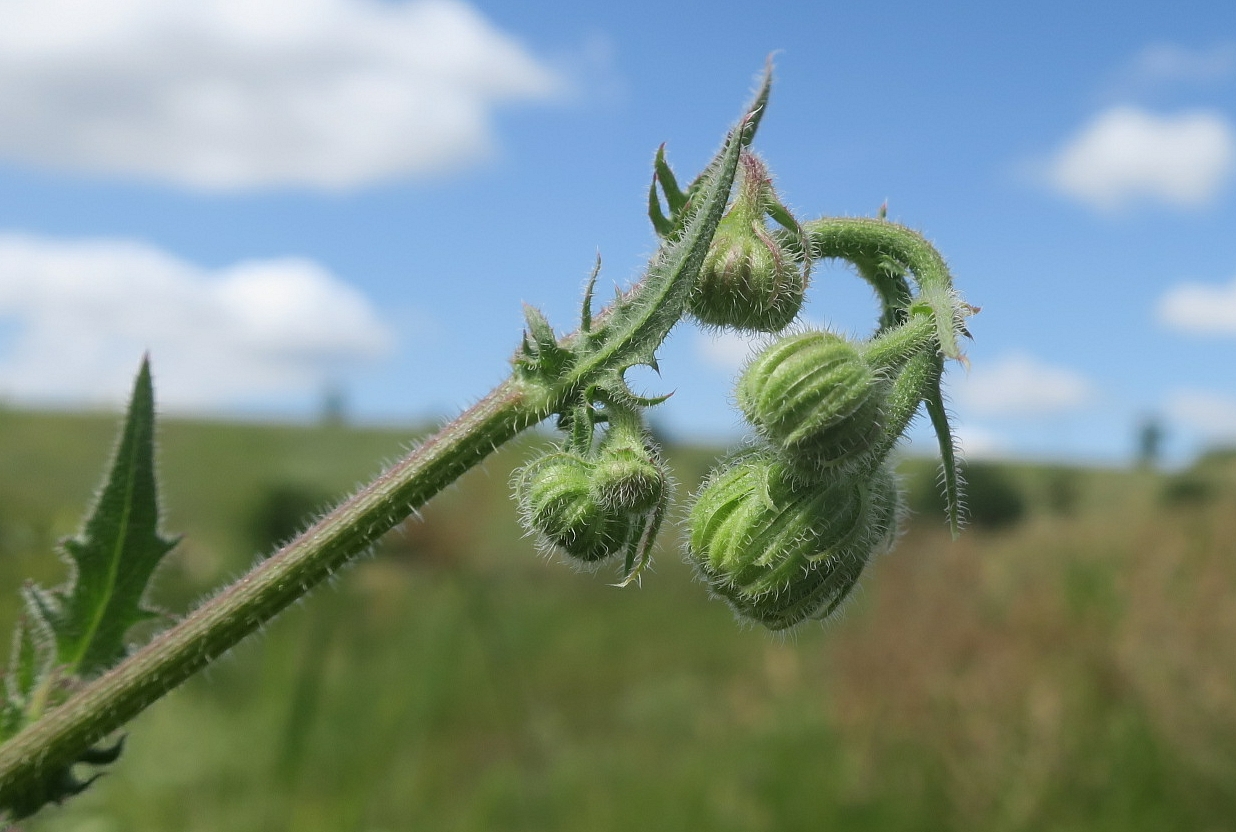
top-left (0, 360), bottom-right (170, 818)
top-left (43, 356), bottom-right (179, 678)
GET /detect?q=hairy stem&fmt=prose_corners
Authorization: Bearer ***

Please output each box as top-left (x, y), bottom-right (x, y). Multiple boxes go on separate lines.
top-left (0, 378), bottom-right (550, 805)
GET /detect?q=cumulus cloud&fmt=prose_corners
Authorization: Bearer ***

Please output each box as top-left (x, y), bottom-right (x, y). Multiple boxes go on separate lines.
top-left (1045, 106), bottom-right (1236, 210)
top-left (1157, 274), bottom-right (1236, 336)
top-left (0, 0), bottom-right (561, 190)
top-left (0, 233), bottom-right (393, 409)
top-left (955, 353), bottom-right (1095, 418)
top-left (1124, 42), bottom-right (1236, 86)
top-left (1166, 390), bottom-right (1236, 441)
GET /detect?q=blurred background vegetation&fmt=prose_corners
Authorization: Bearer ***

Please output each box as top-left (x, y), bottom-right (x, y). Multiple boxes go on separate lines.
top-left (2, 405), bottom-right (1234, 831)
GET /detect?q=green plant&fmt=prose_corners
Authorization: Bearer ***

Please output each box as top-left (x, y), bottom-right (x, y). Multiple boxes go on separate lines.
top-left (0, 69), bottom-right (972, 820)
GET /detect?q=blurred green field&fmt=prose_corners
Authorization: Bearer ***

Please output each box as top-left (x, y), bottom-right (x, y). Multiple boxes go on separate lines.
top-left (2, 406), bottom-right (1235, 831)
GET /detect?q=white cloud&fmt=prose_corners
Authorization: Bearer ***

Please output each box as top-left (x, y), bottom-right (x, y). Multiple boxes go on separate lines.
top-left (1157, 275), bottom-right (1236, 336)
top-left (1045, 106), bottom-right (1236, 210)
top-left (0, 232), bottom-right (393, 408)
top-left (952, 425), bottom-right (1008, 460)
top-left (955, 353), bottom-right (1095, 418)
top-left (1125, 43), bottom-right (1236, 85)
top-left (0, 0), bottom-right (561, 190)
top-left (1167, 390), bottom-right (1236, 441)
top-left (694, 329), bottom-right (769, 372)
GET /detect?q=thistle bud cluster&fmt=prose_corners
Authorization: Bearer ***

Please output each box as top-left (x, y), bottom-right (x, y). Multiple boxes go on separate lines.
top-left (511, 80), bottom-right (970, 627)
top-left (514, 410), bottom-right (668, 576)
top-left (689, 450), bottom-right (900, 629)
top-left (686, 318), bottom-right (942, 630)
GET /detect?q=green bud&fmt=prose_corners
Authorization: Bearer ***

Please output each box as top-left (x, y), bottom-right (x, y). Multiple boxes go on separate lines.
top-left (737, 330), bottom-right (887, 471)
top-left (687, 152), bottom-right (806, 332)
top-left (590, 424), bottom-right (668, 514)
top-left (515, 451), bottom-right (637, 563)
top-left (687, 450), bottom-right (900, 630)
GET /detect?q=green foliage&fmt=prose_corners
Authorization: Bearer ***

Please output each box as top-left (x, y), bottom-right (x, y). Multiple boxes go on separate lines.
top-left (1160, 472), bottom-right (1216, 507)
top-left (1160, 446), bottom-right (1236, 508)
top-left (962, 463), bottom-right (1026, 529)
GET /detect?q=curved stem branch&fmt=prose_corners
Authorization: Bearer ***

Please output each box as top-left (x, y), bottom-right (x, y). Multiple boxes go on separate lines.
top-left (803, 217), bottom-right (964, 359)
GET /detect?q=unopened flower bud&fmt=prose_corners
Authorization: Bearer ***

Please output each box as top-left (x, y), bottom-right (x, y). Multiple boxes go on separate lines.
top-left (590, 424), bottom-right (668, 514)
top-left (515, 451), bottom-right (637, 563)
top-left (687, 450), bottom-right (900, 629)
top-left (737, 330), bottom-right (887, 471)
top-left (688, 152), bottom-right (806, 332)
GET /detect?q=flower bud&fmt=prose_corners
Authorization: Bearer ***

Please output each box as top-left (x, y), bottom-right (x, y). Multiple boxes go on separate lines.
top-left (687, 450), bottom-right (900, 629)
top-left (515, 451), bottom-right (637, 563)
top-left (589, 424), bottom-right (668, 514)
top-left (737, 330), bottom-right (887, 471)
top-left (687, 152), bottom-right (806, 333)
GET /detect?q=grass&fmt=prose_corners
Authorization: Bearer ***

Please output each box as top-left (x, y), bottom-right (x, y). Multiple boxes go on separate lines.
top-left (2, 406), bottom-right (1234, 831)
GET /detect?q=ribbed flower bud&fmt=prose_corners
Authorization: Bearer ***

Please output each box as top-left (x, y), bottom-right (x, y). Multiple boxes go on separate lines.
top-left (589, 424), bottom-right (668, 514)
top-left (737, 330), bottom-right (887, 471)
top-left (515, 451), bottom-right (638, 563)
top-left (687, 152), bottom-right (806, 332)
top-left (687, 451), bottom-right (900, 630)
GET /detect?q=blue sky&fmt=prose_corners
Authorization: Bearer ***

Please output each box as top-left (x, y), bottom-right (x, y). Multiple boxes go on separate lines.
top-left (0, 0), bottom-right (1234, 466)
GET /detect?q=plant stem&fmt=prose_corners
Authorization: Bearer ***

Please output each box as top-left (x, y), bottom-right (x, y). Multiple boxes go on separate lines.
top-left (0, 376), bottom-right (551, 805)
top-left (0, 84), bottom-right (749, 811)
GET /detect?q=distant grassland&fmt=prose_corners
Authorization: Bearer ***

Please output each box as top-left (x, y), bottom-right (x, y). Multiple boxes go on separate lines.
top-left (2, 407), bottom-right (1235, 831)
